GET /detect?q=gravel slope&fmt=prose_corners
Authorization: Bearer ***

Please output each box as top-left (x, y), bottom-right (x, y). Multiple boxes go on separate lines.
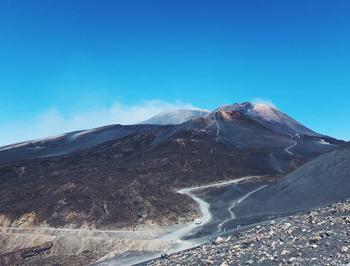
top-left (236, 143), bottom-right (350, 218)
top-left (147, 199), bottom-right (350, 266)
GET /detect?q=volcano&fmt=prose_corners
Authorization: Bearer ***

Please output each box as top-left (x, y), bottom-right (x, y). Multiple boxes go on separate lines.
top-left (0, 102), bottom-right (343, 229)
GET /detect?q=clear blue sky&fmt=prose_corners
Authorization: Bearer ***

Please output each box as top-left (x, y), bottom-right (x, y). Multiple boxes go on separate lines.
top-left (0, 0), bottom-right (349, 145)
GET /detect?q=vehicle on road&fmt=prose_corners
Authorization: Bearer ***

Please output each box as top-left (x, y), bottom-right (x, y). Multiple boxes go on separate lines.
top-left (194, 218), bottom-right (202, 225)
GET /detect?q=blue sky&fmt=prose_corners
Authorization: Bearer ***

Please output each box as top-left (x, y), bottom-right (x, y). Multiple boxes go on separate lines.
top-left (0, 0), bottom-right (349, 145)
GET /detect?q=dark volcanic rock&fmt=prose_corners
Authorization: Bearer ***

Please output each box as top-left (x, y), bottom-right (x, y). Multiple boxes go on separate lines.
top-left (148, 200), bottom-right (350, 266)
top-left (236, 142), bottom-right (350, 218)
top-left (0, 103), bottom-right (342, 229)
top-left (0, 242), bottom-right (53, 265)
top-left (0, 124), bottom-right (160, 166)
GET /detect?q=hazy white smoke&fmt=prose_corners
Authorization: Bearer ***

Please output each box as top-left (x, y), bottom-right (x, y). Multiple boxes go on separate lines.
top-left (0, 100), bottom-right (201, 146)
top-left (251, 98), bottom-right (277, 108)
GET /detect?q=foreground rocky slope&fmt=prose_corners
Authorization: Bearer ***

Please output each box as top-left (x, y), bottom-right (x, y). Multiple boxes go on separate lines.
top-left (148, 200), bottom-right (350, 266)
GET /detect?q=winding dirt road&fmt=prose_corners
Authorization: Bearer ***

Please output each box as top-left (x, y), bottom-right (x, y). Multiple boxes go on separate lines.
top-left (285, 141), bottom-right (297, 155)
top-left (159, 176), bottom-right (265, 250)
top-left (99, 176), bottom-right (267, 265)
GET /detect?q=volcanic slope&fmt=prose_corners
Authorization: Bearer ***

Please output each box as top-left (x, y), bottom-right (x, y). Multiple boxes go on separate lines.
top-left (0, 103), bottom-right (342, 229)
top-left (0, 108), bottom-right (211, 166)
top-left (0, 124), bottom-right (160, 166)
top-left (217, 102), bottom-right (320, 136)
top-left (235, 142), bottom-right (350, 218)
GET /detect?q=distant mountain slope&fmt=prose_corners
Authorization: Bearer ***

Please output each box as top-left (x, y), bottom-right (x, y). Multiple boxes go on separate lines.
top-left (155, 104), bottom-right (339, 158)
top-left (0, 102), bottom-right (343, 229)
top-left (142, 109), bottom-right (209, 125)
top-left (0, 109), bottom-right (209, 166)
top-left (235, 142), bottom-right (350, 217)
top-left (0, 103), bottom-right (332, 166)
top-left (0, 124), bottom-right (160, 166)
